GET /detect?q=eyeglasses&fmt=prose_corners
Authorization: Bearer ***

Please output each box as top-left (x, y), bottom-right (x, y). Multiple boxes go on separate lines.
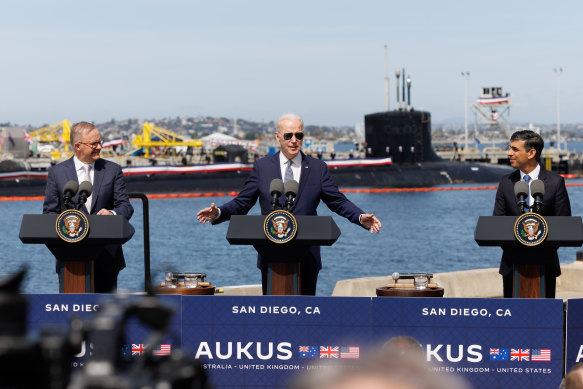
top-left (281, 132), bottom-right (304, 141)
top-left (79, 140), bottom-right (104, 149)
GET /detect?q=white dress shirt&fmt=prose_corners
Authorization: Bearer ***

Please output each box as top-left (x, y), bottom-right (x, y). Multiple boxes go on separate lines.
top-left (279, 152), bottom-right (302, 182)
top-left (520, 163), bottom-right (540, 207)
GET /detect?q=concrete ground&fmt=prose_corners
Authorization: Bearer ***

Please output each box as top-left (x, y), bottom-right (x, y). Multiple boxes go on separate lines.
top-left (217, 261), bottom-right (583, 299)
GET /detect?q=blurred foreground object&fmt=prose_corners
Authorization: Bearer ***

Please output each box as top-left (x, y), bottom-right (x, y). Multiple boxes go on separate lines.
top-left (68, 292), bottom-right (210, 389)
top-left (288, 347), bottom-right (472, 389)
top-left (0, 269), bottom-right (81, 389)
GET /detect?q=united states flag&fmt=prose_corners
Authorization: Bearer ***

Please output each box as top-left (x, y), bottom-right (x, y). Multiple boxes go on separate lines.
top-left (340, 347), bottom-right (359, 359)
top-left (152, 344), bottom-right (171, 356)
top-left (510, 349), bottom-right (530, 361)
top-left (131, 344), bottom-right (145, 356)
top-left (531, 349), bottom-right (551, 361)
top-left (320, 346), bottom-right (339, 359)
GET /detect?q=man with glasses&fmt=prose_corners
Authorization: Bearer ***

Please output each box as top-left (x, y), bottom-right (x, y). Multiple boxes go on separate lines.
top-left (197, 113), bottom-right (381, 295)
top-left (43, 121), bottom-right (133, 292)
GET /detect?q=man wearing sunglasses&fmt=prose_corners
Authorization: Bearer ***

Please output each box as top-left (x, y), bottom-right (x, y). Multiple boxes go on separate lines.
top-left (43, 121), bottom-right (134, 293)
top-left (197, 113), bottom-right (381, 295)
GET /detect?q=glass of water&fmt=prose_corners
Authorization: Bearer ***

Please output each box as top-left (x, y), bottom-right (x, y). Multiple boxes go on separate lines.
top-left (184, 273), bottom-right (198, 288)
top-left (414, 274), bottom-right (428, 290)
top-left (165, 271), bottom-right (177, 288)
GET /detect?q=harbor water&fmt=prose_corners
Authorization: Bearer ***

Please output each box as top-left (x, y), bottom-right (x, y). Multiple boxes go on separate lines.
top-left (3, 179), bottom-right (583, 295)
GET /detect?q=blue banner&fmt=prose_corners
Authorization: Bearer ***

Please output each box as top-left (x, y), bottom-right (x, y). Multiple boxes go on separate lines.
top-left (372, 298), bottom-right (563, 389)
top-left (26, 294), bottom-right (182, 366)
top-left (566, 299), bottom-right (583, 372)
top-left (181, 296), bottom-right (371, 389)
top-left (23, 294), bottom-right (565, 389)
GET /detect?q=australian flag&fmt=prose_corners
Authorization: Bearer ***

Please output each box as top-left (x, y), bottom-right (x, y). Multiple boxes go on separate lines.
top-left (490, 348), bottom-right (509, 361)
top-left (299, 346), bottom-right (319, 358)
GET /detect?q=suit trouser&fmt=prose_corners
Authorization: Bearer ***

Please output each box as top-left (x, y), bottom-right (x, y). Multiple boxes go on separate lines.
top-left (261, 259), bottom-right (320, 296)
top-left (502, 271), bottom-right (556, 298)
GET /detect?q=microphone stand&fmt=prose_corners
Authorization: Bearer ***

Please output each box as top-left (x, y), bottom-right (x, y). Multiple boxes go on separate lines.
top-left (285, 195), bottom-right (295, 211)
top-left (532, 198), bottom-right (543, 214)
top-left (271, 194), bottom-right (281, 211)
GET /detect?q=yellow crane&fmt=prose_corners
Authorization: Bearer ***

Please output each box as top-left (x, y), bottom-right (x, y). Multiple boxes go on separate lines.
top-left (131, 122), bottom-right (202, 157)
top-left (28, 120), bottom-right (72, 159)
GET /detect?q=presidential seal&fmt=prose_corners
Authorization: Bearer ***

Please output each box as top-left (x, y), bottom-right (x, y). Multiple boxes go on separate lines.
top-left (56, 209), bottom-right (89, 243)
top-left (514, 212), bottom-right (548, 246)
top-left (264, 210), bottom-right (298, 244)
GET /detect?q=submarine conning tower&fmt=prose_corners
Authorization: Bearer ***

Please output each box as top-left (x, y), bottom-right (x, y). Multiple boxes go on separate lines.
top-left (364, 110), bottom-right (441, 162)
top-left (364, 64), bottom-right (441, 163)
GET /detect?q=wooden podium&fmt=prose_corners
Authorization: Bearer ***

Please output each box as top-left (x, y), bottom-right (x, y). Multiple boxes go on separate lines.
top-left (19, 214), bottom-right (134, 293)
top-left (475, 216), bottom-right (583, 298)
top-left (226, 215), bottom-right (341, 295)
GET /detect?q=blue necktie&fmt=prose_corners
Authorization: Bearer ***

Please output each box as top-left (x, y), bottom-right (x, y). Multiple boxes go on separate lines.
top-left (284, 160), bottom-right (294, 183)
top-left (524, 174), bottom-right (531, 209)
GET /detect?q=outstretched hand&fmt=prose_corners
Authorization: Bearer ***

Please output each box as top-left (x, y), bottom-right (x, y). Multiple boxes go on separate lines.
top-left (197, 203), bottom-right (219, 224)
top-left (361, 213), bottom-right (382, 233)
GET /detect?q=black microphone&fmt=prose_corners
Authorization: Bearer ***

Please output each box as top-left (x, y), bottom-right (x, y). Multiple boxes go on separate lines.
top-left (269, 179), bottom-right (284, 211)
top-left (284, 180), bottom-right (299, 211)
top-left (77, 181), bottom-right (93, 210)
top-left (514, 181), bottom-right (528, 214)
top-left (530, 179), bottom-right (545, 214)
top-left (63, 180), bottom-right (79, 210)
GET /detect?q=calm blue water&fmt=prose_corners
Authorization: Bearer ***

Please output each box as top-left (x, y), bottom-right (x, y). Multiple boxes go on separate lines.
top-left (4, 179), bottom-right (583, 295)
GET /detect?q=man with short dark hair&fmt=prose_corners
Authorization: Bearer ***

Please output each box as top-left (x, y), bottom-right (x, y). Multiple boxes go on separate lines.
top-left (493, 130), bottom-right (571, 298)
top-left (43, 121), bottom-right (133, 292)
top-left (563, 362), bottom-right (583, 389)
top-left (197, 113), bottom-right (381, 295)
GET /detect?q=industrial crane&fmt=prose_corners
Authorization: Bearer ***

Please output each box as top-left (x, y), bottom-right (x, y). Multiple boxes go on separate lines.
top-left (28, 120), bottom-right (72, 159)
top-left (130, 122), bottom-right (202, 157)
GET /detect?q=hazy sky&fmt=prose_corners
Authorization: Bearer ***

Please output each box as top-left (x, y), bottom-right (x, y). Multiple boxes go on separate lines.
top-left (1, 0), bottom-right (581, 127)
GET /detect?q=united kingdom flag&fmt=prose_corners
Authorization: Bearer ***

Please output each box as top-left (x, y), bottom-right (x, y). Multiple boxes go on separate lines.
top-left (320, 346), bottom-right (339, 358)
top-left (510, 349), bottom-right (530, 361)
top-left (131, 344), bottom-right (145, 356)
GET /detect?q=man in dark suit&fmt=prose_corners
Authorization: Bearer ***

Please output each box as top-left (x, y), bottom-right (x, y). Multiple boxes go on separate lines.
top-left (197, 113), bottom-right (382, 295)
top-left (493, 130), bottom-right (571, 298)
top-left (43, 121), bottom-right (134, 292)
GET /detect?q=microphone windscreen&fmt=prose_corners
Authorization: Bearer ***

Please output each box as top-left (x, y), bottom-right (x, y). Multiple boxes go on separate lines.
top-left (531, 179), bottom-right (545, 197)
top-left (269, 179), bottom-right (284, 196)
top-left (514, 181), bottom-right (528, 198)
top-left (284, 180), bottom-right (299, 197)
top-left (78, 181), bottom-right (93, 196)
top-left (63, 180), bottom-right (79, 195)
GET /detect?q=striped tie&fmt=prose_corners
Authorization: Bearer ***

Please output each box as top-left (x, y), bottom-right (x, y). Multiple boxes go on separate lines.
top-left (284, 160), bottom-right (294, 183)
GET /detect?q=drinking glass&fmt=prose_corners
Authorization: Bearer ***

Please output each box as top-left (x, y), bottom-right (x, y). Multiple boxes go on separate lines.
top-left (184, 273), bottom-right (198, 288)
top-left (165, 271), bottom-right (177, 288)
top-left (414, 274), bottom-right (428, 290)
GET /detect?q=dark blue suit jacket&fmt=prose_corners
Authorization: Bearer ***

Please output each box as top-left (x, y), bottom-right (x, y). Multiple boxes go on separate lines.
top-left (214, 151), bottom-right (366, 269)
top-left (43, 157), bottom-right (134, 272)
top-left (493, 167), bottom-right (571, 277)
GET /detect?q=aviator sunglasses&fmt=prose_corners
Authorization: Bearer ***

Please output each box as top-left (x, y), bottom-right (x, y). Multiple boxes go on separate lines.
top-left (281, 132), bottom-right (304, 141)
